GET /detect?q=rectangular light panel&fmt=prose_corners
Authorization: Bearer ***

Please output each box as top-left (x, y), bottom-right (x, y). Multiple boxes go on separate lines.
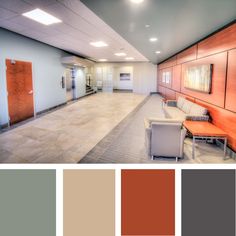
top-left (22, 8), bottom-right (62, 25)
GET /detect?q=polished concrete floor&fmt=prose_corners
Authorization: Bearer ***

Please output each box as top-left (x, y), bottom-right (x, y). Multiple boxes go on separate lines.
top-left (0, 92), bottom-right (146, 163)
top-left (0, 92), bottom-right (235, 163)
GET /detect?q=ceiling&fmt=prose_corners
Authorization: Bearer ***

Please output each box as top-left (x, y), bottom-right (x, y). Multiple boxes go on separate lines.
top-left (81, 0), bottom-right (236, 63)
top-left (0, 0), bottom-right (148, 62)
top-left (0, 0), bottom-right (235, 64)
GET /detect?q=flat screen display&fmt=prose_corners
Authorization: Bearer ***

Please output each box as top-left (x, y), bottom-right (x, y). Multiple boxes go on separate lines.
top-left (184, 64), bottom-right (213, 93)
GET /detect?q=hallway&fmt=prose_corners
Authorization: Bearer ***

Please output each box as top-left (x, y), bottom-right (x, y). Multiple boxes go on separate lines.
top-left (0, 92), bottom-right (146, 163)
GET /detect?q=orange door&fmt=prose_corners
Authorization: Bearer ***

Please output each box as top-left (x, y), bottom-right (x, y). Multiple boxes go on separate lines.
top-left (6, 59), bottom-right (34, 125)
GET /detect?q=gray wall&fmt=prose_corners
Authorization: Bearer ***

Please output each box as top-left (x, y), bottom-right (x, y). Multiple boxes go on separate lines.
top-left (0, 28), bottom-right (69, 125)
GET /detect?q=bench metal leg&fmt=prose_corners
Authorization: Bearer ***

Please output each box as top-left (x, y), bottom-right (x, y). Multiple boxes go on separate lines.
top-left (223, 138), bottom-right (227, 160)
top-left (192, 136), bottom-right (195, 159)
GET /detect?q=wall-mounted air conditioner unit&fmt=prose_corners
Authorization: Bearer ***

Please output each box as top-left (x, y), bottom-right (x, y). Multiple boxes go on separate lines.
top-left (61, 56), bottom-right (94, 67)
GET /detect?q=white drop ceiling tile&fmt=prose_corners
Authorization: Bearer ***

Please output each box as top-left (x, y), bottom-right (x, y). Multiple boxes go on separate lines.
top-left (51, 24), bottom-right (93, 43)
top-left (0, 20), bottom-right (29, 32)
top-left (57, 0), bottom-right (122, 45)
top-left (54, 35), bottom-right (92, 52)
top-left (19, 29), bottom-right (49, 40)
top-left (46, 3), bottom-right (108, 40)
top-left (0, 7), bottom-right (18, 19)
top-left (51, 23), bottom-right (77, 34)
top-left (0, 0), bottom-right (34, 14)
top-left (58, 0), bottom-right (106, 32)
top-left (23, 0), bottom-right (57, 7)
top-left (8, 15), bottom-right (44, 29)
top-left (33, 25), bottom-right (62, 36)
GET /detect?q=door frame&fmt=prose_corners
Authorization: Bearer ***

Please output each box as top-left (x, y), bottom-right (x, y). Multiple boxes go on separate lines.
top-left (5, 58), bottom-right (36, 126)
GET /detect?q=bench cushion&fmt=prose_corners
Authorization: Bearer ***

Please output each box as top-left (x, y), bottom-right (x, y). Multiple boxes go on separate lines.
top-left (189, 103), bottom-right (208, 116)
top-left (181, 99), bottom-right (194, 114)
top-left (163, 106), bottom-right (186, 121)
top-left (177, 96), bottom-right (185, 109)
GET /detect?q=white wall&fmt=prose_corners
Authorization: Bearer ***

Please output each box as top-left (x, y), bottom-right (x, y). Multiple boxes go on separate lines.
top-left (113, 66), bottom-right (133, 90)
top-left (132, 62), bottom-right (157, 94)
top-left (0, 28), bottom-right (69, 125)
top-left (93, 62), bottom-right (157, 94)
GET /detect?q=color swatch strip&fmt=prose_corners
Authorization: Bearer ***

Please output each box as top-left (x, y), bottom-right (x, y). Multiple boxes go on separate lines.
top-left (0, 169), bottom-right (235, 236)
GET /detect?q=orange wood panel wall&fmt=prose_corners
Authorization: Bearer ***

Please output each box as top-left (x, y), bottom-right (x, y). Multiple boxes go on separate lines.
top-left (158, 85), bottom-right (166, 96)
top-left (225, 49), bottom-right (236, 112)
top-left (157, 22), bottom-right (236, 151)
top-left (198, 24), bottom-right (236, 58)
top-left (195, 99), bottom-right (236, 150)
top-left (159, 56), bottom-right (177, 69)
top-left (172, 65), bottom-right (182, 91)
top-left (177, 45), bottom-right (197, 64)
top-left (165, 88), bottom-right (176, 100)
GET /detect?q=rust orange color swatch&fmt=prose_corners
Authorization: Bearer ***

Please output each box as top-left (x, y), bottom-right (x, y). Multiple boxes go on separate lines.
top-left (122, 170), bottom-right (175, 236)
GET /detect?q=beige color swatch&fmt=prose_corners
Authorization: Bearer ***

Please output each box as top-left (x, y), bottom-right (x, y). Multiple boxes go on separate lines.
top-left (64, 170), bottom-right (115, 236)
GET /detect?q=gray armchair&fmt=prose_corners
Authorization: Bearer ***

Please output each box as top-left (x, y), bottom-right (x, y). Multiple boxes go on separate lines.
top-left (144, 117), bottom-right (186, 161)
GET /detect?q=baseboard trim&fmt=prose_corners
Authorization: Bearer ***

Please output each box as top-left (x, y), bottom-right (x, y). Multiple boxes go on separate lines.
top-left (0, 123), bottom-right (9, 129)
top-left (113, 89), bottom-right (133, 93)
top-left (36, 102), bottom-right (67, 116)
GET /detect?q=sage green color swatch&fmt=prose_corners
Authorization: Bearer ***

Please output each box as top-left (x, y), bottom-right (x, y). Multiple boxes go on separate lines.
top-left (0, 170), bottom-right (56, 236)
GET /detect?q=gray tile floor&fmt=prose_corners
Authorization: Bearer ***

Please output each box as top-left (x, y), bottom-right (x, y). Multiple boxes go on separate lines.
top-left (81, 95), bottom-right (236, 164)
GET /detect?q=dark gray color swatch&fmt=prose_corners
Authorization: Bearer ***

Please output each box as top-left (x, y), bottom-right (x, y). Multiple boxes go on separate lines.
top-left (0, 170), bottom-right (56, 236)
top-left (182, 169), bottom-right (235, 236)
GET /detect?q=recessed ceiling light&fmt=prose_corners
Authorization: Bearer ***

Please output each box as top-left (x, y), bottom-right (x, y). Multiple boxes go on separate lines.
top-left (130, 0), bottom-right (144, 3)
top-left (149, 37), bottom-right (158, 42)
top-left (155, 51), bottom-right (161, 54)
top-left (22, 8), bottom-right (62, 25)
top-left (125, 57), bottom-right (134, 60)
top-left (114, 52), bottom-right (127, 56)
top-left (98, 59), bottom-right (107, 62)
top-left (145, 24), bottom-right (150, 28)
top-left (90, 41), bottom-right (108, 47)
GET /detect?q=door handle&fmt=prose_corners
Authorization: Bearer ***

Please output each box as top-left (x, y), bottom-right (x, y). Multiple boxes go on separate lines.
top-left (28, 90), bottom-right (33, 95)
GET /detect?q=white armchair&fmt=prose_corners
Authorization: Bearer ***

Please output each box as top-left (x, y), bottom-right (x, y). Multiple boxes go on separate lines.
top-left (144, 117), bottom-right (186, 161)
